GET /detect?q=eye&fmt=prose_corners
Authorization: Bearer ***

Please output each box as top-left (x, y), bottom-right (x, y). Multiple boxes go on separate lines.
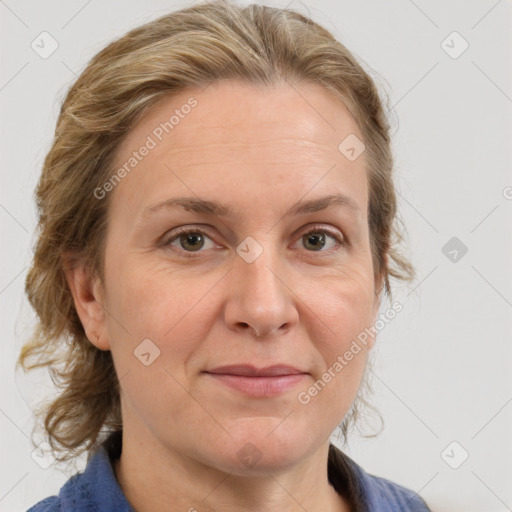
top-left (295, 226), bottom-right (344, 252)
top-left (161, 224), bottom-right (345, 258)
top-left (163, 227), bottom-right (218, 257)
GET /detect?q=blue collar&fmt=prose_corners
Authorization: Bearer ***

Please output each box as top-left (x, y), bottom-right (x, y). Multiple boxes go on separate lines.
top-left (28, 432), bottom-right (431, 512)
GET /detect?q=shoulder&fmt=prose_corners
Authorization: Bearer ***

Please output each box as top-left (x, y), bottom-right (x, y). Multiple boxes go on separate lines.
top-left (25, 469), bottom-right (87, 512)
top-left (26, 495), bottom-right (60, 511)
top-left (25, 431), bottom-right (133, 512)
top-left (328, 444), bottom-right (432, 512)
top-left (360, 471), bottom-right (432, 512)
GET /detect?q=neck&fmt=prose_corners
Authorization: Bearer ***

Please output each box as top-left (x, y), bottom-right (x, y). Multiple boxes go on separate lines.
top-left (113, 428), bottom-right (351, 512)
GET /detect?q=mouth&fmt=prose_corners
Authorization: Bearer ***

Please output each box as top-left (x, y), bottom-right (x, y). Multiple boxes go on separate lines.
top-left (203, 365), bottom-right (309, 397)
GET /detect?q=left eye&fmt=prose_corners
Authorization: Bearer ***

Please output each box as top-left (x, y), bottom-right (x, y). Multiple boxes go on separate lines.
top-left (296, 229), bottom-right (342, 252)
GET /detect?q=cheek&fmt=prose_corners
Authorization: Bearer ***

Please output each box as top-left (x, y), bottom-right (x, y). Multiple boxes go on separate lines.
top-left (297, 267), bottom-right (375, 406)
top-left (102, 261), bottom-right (219, 430)
top-left (307, 266), bottom-right (377, 355)
top-left (104, 258), bottom-right (222, 363)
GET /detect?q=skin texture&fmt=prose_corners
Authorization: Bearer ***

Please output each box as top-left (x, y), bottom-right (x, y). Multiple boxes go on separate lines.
top-left (65, 80), bottom-right (383, 512)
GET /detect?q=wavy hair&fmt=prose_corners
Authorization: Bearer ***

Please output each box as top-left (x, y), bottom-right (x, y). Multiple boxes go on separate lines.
top-left (17, 0), bottom-right (415, 464)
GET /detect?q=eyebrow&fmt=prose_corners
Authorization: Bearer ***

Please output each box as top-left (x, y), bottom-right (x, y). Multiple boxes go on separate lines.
top-left (142, 193), bottom-right (360, 219)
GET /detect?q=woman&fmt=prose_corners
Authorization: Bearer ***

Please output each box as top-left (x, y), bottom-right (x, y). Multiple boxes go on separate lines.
top-left (19, 1), bottom-right (430, 510)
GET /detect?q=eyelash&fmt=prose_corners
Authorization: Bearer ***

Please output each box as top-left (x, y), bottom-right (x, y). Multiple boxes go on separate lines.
top-left (160, 225), bottom-right (346, 259)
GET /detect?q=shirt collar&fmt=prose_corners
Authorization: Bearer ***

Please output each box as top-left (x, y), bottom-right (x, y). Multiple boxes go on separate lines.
top-left (61, 431), bottom-right (376, 512)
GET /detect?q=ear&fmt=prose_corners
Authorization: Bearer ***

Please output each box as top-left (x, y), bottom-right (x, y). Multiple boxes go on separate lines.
top-left (62, 251), bottom-right (110, 351)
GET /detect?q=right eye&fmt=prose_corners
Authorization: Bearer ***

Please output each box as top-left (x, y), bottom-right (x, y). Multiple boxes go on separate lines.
top-left (162, 227), bottom-right (219, 257)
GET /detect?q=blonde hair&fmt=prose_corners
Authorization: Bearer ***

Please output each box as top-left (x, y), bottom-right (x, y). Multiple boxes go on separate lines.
top-left (17, 0), bottom-right (414, 464)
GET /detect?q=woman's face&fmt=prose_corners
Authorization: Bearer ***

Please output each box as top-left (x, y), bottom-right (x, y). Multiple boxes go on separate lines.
top-left (91, 80), bottom-right (381, 473)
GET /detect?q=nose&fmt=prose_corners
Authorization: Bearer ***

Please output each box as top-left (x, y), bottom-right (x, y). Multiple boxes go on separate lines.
top-left (223, 243), bottom-right (298, 338)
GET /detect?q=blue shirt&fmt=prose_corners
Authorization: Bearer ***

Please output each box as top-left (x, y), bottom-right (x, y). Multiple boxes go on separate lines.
top-left (26, 432), bottom-right (431, 512)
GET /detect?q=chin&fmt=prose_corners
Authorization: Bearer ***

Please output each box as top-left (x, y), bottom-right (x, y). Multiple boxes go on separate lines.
top-left (212, 417), bottom-right (320, 475)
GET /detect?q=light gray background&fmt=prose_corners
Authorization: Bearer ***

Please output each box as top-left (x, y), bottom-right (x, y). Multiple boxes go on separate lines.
top-left (1, 1), bottom-right (511, 511)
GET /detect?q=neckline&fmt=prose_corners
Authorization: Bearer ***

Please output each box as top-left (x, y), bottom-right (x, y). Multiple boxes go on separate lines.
top-left (99, 430), bottom-right (367, 512)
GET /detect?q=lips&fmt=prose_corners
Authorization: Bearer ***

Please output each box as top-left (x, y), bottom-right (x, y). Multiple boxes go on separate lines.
top-left (205, 364), bottom-right (307, 377)
top-left (204, 365), bottom-right (308, 396)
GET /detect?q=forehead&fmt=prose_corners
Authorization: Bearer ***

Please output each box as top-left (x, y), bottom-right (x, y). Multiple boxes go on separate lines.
top-left (109, 80), bottom-right (367, 218)
top-left (114, 79), bottom-right (362, 164)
